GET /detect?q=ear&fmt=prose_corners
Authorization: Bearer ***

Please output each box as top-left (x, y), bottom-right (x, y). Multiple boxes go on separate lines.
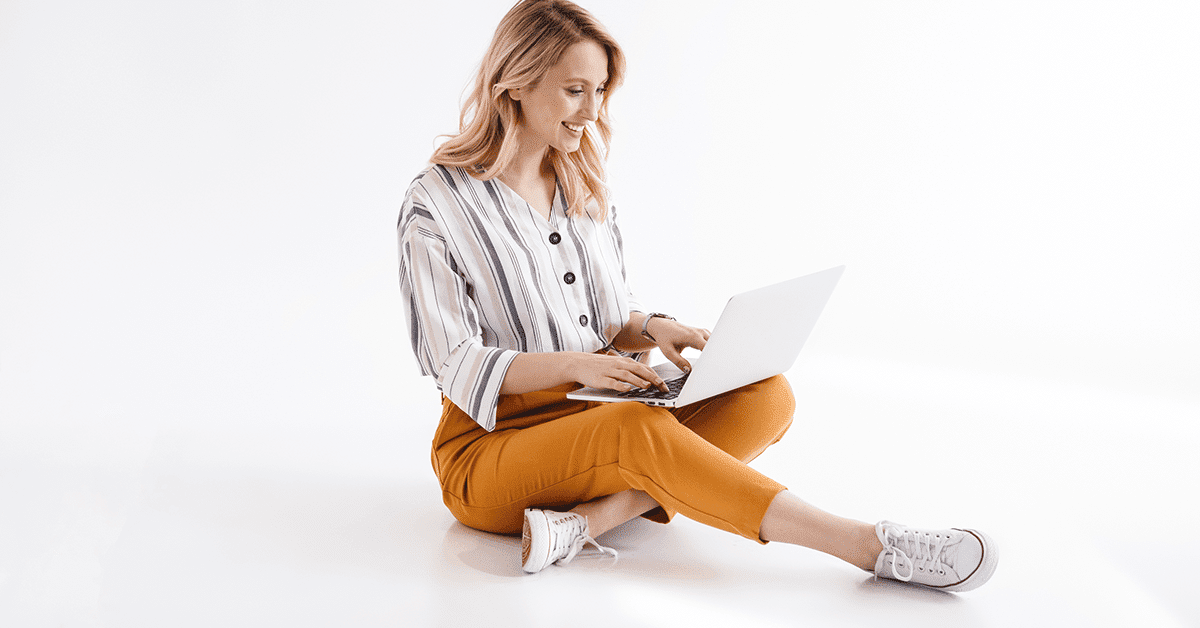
top-left (508, 87), bottom-right (522, 101)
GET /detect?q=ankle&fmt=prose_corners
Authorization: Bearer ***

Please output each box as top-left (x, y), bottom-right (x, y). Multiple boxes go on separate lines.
top-left (855, 524), bottom-right (884, 571)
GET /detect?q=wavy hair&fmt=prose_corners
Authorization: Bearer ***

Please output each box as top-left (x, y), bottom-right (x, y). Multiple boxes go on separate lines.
top-left (430, 0), bottom-right (625, 220)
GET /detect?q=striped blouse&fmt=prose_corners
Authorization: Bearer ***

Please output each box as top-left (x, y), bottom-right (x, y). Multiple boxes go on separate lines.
top-left (397, 165), bottom-right (645, 431)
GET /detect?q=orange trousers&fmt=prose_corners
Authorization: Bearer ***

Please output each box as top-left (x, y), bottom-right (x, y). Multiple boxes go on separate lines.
top-left (432, 375), bottom-right (795, 543)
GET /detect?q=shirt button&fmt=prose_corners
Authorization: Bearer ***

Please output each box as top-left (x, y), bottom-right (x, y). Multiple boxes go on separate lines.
top-left (579, 315), bottom-right (589, 326)
top-left (548, 232), bottom-right (561, 245)
top-left (563, 272), bottom-right (575, 284)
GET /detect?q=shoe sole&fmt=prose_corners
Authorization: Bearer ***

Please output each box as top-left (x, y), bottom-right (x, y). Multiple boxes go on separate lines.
top-left (521, 509), bottom-right (550, 574)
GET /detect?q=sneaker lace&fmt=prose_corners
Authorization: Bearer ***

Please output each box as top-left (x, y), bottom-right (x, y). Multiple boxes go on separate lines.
top-left (881, 526), bottom-right (952, 582)
top-left (552, 515), bottom-right (619, 566)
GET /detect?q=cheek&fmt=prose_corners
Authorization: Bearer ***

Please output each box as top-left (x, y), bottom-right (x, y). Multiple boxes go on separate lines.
top-left (530, 100), bottom-right (561, 127)
top-left (544, 96), bottom-right (572, 122)
top-left (523, 94), bottom-right (572, 134)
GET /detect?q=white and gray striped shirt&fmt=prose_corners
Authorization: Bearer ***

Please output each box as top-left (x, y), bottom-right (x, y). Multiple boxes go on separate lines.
top-left (397, 165), bottom-right (645, 431)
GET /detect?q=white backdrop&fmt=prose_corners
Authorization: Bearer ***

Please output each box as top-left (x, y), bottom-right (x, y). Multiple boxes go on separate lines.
top-left (2, 1), bottom-right (1199, 625)
top-left (2, 0), bottom-right (1196, 466)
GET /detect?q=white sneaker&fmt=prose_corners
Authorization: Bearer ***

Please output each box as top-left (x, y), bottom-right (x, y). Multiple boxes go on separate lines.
top-left (521, 508), bottom-right (618, 574)
top-left (873, 520), bottom-right (998, 592)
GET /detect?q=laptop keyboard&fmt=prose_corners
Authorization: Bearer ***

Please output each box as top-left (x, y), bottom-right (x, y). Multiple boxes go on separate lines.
top-left (613, 373), bottom-right (689, 400)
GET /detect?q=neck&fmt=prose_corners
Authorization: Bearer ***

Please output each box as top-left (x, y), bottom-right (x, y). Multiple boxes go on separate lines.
top-left (501, 133), bottom-right (554, 187)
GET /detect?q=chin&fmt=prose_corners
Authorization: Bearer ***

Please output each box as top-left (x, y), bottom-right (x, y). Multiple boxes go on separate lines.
top-left (555, 139), bottom-right (582, 154)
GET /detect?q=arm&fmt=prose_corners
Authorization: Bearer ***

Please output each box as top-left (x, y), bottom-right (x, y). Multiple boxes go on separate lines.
top-left (499, 349), bottom-right (669, 395)
top-left (398, 183), bottom-right (520, 431)
top-left (499, 313), bottom-right (708, 395)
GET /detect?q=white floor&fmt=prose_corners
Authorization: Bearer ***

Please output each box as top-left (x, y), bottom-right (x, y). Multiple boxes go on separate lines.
top-left (2, 355), bottom-right (1196, 628)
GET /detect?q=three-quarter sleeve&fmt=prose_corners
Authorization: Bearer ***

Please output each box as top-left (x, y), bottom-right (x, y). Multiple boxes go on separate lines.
top-left (398, 192), bottom-right (519, 432)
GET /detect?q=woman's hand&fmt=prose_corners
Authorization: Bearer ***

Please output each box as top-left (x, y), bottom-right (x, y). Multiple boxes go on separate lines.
top-left (567, 352), bottom-right (668, 393)
top-left (645, 318), bottom-right (710, 373)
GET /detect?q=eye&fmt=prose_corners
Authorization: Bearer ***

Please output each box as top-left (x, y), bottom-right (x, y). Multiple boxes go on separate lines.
top-left (566, 87), bottom-right (607, 97)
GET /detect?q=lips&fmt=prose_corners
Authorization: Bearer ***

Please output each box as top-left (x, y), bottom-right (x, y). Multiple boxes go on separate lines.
top-left (562, 122), bottom-right (584, 134)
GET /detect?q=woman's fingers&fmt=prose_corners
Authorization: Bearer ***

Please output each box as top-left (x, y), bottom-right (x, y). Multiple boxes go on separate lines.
top-left (632, 360), bottom-right (668, 391)
top-left (657, 325), bottom-right (708, 374)
top-left (611, 358), bottom-right (665, 392)
top-left (633, 361), bottom-right (666, 388)
top-left (605, 378), bottom-right (638, 391)
top-left (611, 373), bottom-right (650, 390)
top-left (660, 344), bottom-right (691, 374)
top-left (578, 354), bottom-right (667, 392)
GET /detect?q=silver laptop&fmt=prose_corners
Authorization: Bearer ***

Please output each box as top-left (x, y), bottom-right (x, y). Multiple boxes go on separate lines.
top-left (567, 265), bottom-right (845, 407)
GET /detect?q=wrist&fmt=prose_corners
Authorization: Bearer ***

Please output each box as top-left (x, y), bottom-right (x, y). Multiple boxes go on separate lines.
top-left (640, 312), bottom-right (676, 343)
top-left (562, 351), bottom-right (586, 383)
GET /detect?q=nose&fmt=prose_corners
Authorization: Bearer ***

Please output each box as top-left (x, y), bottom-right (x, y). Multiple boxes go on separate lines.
top-left (580, 92), bottom-right (600, 122)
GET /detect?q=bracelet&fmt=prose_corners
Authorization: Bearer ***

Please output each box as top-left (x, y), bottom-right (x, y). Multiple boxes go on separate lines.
top-left (640, 312), bottom-right (676, 343)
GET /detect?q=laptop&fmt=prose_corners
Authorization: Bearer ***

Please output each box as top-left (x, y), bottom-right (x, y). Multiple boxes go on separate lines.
top-left (567, 265), bottom-right (845, 407)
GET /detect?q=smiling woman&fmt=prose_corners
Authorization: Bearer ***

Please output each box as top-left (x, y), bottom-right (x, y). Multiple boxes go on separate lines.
top-left (397, 0), bottom-right (998, 593)
top-left (430, 0), bottom-right (624, 221)
top-left (502, 40), bottom-right (609, 219)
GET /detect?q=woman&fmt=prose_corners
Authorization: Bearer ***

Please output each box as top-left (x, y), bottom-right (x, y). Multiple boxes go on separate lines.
top-left (398, 0), bottom-right (997, 591)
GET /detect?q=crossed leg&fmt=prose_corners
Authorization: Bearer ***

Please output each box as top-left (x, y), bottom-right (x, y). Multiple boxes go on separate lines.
top-left (560, 375), bottom-right (881, 570)
top-left (569, 373), bottom-right (880, 569)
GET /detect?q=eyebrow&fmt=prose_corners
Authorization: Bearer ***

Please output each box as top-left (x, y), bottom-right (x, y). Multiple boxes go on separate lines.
top-left (562, 77), bottom-right (609, 86)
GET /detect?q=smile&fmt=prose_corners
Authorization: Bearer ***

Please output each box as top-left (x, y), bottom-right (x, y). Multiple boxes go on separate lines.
top-left (562, 122), bottom-right (584, 134)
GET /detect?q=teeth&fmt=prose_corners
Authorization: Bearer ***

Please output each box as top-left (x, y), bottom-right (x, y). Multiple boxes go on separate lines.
top-left (563, 122), bottom-right (583, 132)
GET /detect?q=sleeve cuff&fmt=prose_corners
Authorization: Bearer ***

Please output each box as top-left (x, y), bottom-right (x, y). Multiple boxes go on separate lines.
top-left (438, 344), bottom-right (520, 432)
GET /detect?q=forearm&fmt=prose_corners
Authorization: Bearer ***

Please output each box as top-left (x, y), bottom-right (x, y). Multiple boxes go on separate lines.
top-left (500, 346), bottom-right (669, 395)
top-left (499, 351), bottom-right (583, 395)
top-left (610, 311), bottom-right (660, 353)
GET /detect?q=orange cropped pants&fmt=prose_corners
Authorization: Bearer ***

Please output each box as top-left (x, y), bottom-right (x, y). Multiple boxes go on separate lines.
top-left (432, 375), bottom-right (795, 543)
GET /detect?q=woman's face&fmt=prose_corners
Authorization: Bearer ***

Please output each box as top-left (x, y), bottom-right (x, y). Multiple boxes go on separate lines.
top-left (512, 40), bottom-right (609, 157)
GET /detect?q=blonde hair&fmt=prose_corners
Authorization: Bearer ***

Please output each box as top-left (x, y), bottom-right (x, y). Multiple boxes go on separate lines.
top-left (431, 0), bottom-right (625, 220)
